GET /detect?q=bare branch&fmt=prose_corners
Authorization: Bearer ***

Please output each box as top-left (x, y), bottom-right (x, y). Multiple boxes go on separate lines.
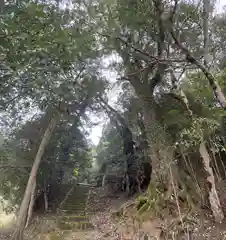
top-left (72, 65), bottom-right (86, 85)
top-left (104, 34), bottom-right (186, 64)
top-left (127, 62), bottom-right (157, 77)
top-left (114, 36), bottom-right (159, 61)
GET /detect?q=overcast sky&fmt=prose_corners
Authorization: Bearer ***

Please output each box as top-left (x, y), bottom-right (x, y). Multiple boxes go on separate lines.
top-left (216, 0), bottom-right (225, 12)
top-left (88, 0), bottom-right (226, 146)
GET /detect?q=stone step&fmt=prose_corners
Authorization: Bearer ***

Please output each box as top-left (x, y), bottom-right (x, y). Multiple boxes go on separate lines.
top-left (62, 203), bottom-right (86, 206)
top-left (62, 206), bottom-right (86, 208)
top-left (62, 209), bottom-right (86, 215)
top-left (57, 220), bottom-right (94, 231)
top-left (61, 202), bottom-right (86, 206)
top-left (59, 215), bottom-right (90, 222)
top-left (62, 201), bottom-right (87, 205)
top-left (61, 205), bottom-right (85, 207)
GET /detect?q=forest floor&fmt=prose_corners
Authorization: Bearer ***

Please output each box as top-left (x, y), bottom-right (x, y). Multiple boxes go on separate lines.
top-left (2, 187), bottom-right (226, 239)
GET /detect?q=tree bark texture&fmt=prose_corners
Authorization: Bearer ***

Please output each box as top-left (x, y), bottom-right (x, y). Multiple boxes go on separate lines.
top-left (11, 114), bottom-right (59, 240)
top-left (0, 0), bottom-right (4, 14)
top-left (199, 142), bottom-right (224, 222)
top-left (25, 180), bottom-right (36, 228)
top-left (142, 100), bottom-right (173, 183)
top-left (44, 191), bottom-right (48, 212)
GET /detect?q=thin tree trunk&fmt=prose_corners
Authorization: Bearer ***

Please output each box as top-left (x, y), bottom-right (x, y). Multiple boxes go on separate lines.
top-left (102, 174), bottom-right (106, 187)
top-left (208, 139), bottom-right (221, 181)
top-left (0, 0), bottom-right (4, 14)
top-left (43, 181), bottom-right (48, 212)
top-left (25, 180), bottom-right (36, 228)
top-left (44, 191), bottom-right (48, 213)
top-left (11, 113), bottom-right (59, 240)
top-left (58, 185), bottom-right (75, 211)
top-left (199, 142), bottom-right (224, 222)
top-left (203, 0), bottom-right (210, 67)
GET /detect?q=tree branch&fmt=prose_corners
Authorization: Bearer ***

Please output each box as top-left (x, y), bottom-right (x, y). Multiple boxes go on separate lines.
top-left (171, 30), bottom-right (226, 109)
top-left (105, 34), bottom-right (186, 64)
top-left (169, 0), bottom-right (179, 22)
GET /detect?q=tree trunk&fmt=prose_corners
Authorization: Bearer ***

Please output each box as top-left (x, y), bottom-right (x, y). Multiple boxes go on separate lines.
top-left (0, 0), bottom-right (4, 14)
top-left (25, 180), bottom-right (36, 228)
top-left (203, 0), bottom-right (210, 67)
top-left (11, 114), bottom-right (59, 240)
top-left (58, 185), bottom-right (75, 211)
top-left (102, 174), bottom-right (106, 187)
top-left (199, 142), bottom-right (224, 222)
top-left (202, 0), bottom-right (226, 108)
top-left (44, 191), bottom-right (48, 213)
top-left (43, 181), bottom-right (48, 212)
top-left (202, 0), bottom-right (224, 222)
top-left (137, 115), bottom-right (150, 164)
top-left (142, 101), bottom-right (167, 183)
top-left (170, 69), bottom-right (224, 222)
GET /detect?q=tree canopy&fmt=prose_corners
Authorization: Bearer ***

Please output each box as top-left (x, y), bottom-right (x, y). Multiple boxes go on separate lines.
top-left (2, 0), bottom-right (226, 239)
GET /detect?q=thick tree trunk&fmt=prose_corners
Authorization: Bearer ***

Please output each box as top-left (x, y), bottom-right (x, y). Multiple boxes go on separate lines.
top-left (25, 180), bottom-right (36, 228)
top-left (11, 114), bottom-right (58, 240)
top-left (143, 101), bottom-right (178, 199)
top-left (137, 115), bottom-right (150, 164)
top-left (142, 101), bottom-right (165, 183)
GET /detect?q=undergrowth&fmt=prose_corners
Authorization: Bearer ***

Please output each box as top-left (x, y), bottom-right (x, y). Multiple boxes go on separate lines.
top-left (136, 183), bottom-right (165, 216)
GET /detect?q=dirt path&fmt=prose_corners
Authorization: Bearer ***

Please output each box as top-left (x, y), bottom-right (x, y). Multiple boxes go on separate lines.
top-left (64, 189), bottom-right (162, 240)
top-left (3, 187), bottom-right (226, 239)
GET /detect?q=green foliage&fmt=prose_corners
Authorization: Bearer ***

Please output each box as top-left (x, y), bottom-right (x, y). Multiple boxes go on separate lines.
top-left (0, 1), bottom-right (104, 116)
top-left (1, 0), bottom-right (226, 223)
top-left (0, 112), bottom-right (92, 211)
top-left (73, 168), bottom-right (79, 177)
top-left (94, 123), bottom-right (125, 173)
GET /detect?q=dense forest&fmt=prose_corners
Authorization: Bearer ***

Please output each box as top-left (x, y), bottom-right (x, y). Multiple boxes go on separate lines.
top-left (1, 0), bottom-right (226, 239)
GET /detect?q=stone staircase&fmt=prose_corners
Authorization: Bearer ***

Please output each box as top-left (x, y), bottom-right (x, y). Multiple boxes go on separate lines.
top-left (26, 185), bottom-right (111, 239)
top-left (56, 184), bottom-right (94, 231)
